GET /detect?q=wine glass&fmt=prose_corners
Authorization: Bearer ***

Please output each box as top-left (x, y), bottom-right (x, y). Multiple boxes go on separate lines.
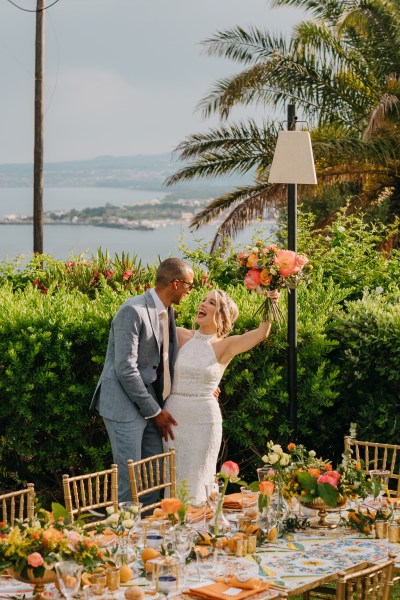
top-left (55, 561), bottom-right (82, 600)
top-left (172, 526), bottom-right (195, 590)
top-left (369, 469), bottom-right (391, 504)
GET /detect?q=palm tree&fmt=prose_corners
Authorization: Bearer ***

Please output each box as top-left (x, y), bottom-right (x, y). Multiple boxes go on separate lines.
top-left (167, 0), bottom-right (400, 250)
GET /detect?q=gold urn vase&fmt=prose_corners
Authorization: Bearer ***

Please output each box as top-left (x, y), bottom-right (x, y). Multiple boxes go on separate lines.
top-left (299, 497), bottom-right (346, 529)
top-left (11, 568), bottom-right (57, 599)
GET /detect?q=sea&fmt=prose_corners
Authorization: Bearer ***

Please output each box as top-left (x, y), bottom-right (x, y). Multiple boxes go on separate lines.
top-left (0, 187), bottom-right (275, 264)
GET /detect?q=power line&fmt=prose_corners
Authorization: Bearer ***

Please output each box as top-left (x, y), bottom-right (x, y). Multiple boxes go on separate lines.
top-left (6, 0), bottom-right (60, 12)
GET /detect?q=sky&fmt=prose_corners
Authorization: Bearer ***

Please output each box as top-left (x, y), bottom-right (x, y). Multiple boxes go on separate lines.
top-left (0, 0), bottom-right (304, 165)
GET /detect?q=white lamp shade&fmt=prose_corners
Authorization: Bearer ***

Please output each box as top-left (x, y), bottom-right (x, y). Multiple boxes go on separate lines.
top-left (268, 130), bottom-right (317, 184)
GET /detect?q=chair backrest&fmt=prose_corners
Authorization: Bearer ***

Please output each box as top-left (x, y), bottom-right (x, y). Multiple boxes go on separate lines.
top-left (336, 553), bottom-right (396, 600)
top-left (344, 437), bottom-right (400, 496)
top-left (62, 464), bottom-right (118, 527)
top-left (127, 449), bottom-right (176, 512)
top-left (0, 483), bottom-right (35, 525)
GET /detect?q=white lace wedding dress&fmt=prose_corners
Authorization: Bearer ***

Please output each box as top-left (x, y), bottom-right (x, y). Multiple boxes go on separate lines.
top-left (163, 331), bottom-right (224, 502)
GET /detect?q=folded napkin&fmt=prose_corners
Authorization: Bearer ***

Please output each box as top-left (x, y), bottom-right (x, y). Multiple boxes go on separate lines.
top-left (216, 577), bottom-right (266, 591)
top-left (386, 497), bottom-right (400, 504)
top-left (188, 506), bottom-right (214, 523)
top-left (187, 580), bottom-right (269, 600)
top-left (223, 493), bottom-right (257, 509)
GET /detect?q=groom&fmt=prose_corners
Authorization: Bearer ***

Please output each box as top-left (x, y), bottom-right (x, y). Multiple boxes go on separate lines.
top-left (90, 257), bottom-right (195, 502)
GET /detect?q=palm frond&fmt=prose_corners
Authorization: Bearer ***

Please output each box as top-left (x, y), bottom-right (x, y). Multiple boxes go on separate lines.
top-left (165, 121), bottom-right (279, 185)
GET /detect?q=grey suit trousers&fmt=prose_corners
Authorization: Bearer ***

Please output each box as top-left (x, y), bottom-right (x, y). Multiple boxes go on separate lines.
top-left (103, 413), bottom-right (163, 504)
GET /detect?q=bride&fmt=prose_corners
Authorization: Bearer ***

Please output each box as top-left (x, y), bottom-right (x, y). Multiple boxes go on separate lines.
top-left (163, 288), bottom-right (278, 502)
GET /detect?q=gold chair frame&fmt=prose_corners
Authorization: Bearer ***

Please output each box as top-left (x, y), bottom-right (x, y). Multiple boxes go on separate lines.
top-left (344, 437), bottom-right (400, 496)
top-left (127, 449), bottom-right (176, 512)
top-left (0, 483), bottom-right (35, 525)
top-left (62, 464), bottom-right (118, 527)
top-left (336, 554), bottom-right (395, 600)
top-left (302, 554), bottom-right (396, 600)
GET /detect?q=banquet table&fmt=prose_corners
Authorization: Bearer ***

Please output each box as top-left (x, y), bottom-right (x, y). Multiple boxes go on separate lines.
top-left (1, 508), bottom-right (399, 600)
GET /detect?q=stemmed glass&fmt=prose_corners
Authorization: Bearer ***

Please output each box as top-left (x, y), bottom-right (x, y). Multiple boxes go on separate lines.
top-left (55, 561), bottom-right (82, 600)
top-left (369, 470), bottom-right (391, 505)
top-left (172, 526), bottom-right (195, 590)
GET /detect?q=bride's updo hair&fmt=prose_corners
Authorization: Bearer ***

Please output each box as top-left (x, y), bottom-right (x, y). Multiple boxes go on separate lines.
top-left (214, 290), bottom-right (239, 338)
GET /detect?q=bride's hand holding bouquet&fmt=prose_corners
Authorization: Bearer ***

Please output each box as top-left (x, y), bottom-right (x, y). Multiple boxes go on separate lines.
top-left (237, 242), bottom-right (312, 326)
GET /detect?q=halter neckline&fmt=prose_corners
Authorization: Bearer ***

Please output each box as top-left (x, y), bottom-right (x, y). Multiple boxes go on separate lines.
top-left (194, 330), bottom-right (218, 342)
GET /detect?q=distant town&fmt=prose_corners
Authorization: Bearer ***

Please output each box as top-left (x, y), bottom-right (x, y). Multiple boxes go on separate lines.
top-left (0, 153), bottom-right (251, 228)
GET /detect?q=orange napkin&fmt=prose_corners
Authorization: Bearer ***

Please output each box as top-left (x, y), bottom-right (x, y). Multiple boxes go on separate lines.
top-left (187, 581), bottom-right (269, 600)
top-left (216, 577), bottom-right (266, 591)
top-left (188, 506), bottom-right (214, 523)
top-left (386, 497), bottom-right (400, 504)
top-left (223, 493), bottom-right (257, 509)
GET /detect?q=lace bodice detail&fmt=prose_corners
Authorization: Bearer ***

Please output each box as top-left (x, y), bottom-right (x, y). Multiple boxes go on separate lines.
top-left (170, 331), bottom-right (223, 397)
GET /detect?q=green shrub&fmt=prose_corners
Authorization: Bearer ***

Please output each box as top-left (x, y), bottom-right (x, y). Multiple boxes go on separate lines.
top-left (0, 283), bottom-right (128, 493)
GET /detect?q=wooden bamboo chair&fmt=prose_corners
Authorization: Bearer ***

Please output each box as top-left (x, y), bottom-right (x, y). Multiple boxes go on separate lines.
top-left (62, 464), bottom-right (118, 528)
top-left (336, 554), bottom-right (396, 600)
top-left (127, 449), bottom-right (176, 512)
top-left (344, 437), bottom-right (400, 496)
top-left (0, 483), bottom-right (35, 525)
top-left (302, 554), bottom-right (396, 600)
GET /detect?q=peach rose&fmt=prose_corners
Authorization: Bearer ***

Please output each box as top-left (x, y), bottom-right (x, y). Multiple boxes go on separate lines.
top-left (246, 254), bottom-right (259, 268)
top-left (287, 443), bottom-right (296, 452)
top-left (67, 530), bottom-right (82, 547)
top-left (295, 253), bottom-right (308, 268)
top-left (274, 249), bottom-right (298, 278)
top-left (160, 498), bottom-right (183, 515)
top-left (259, 481), bottom-right (274, 496)
top-left (328, 470), bottom-right (341, 482)
top-left (42, 527), bottom-right (64, 545)
top-left (260, 268), bottom-right (272, 286)
top-left (317, 474), bottom-right (338, 488)
top-left (237, 251), bottom-right (249, 266)
top-left (308, 468), bottom-right (321, 479)
top-left (244, 269), bottom-right (262, 290)
top-left (27, 552), bottom-right (44, 568)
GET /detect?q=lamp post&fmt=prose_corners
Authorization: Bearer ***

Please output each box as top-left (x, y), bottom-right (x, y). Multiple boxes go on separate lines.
top-left (268, 104), bottom-right (317, 439)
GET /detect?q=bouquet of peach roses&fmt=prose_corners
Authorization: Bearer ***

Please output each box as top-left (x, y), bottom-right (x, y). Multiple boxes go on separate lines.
top-left (237, 242), bottom-right (312, 325)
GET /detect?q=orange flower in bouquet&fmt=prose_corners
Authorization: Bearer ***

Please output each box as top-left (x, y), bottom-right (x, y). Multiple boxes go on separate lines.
top-left (237, 241), bottom-right (312, 325)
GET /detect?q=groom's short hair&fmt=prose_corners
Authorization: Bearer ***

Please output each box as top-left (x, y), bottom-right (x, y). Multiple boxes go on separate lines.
top-left (156, 258), bottom-right (191, 285)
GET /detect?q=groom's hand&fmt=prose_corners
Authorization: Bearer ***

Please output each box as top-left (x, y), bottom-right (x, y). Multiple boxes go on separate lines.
top-left (153, 409), bottom-right (177, 441)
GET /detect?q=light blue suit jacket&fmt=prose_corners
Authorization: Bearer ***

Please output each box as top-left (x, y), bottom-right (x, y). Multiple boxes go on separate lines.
top-left (90, 290), bottom-right (178, 422)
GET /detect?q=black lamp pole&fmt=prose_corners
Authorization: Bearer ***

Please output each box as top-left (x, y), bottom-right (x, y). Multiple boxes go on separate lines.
top-left (287, 103), bottom-right (298, 439)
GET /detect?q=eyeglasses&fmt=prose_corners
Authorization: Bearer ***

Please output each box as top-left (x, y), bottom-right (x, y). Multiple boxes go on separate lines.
top-left (175, 279), bottom-right (195, 290)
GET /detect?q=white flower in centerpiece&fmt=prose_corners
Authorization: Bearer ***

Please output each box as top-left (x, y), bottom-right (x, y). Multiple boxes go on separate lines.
top-left (308, 450), bottom-right (316, 458)
top-left (106, 506), bottom-right (115, 515)
top-left (279, 454), bottom-right (290, 466)
top-left (271, 444), bottom-right (282, 454)
top-left (121, 519), bottom-right (135, 529)
top-left (106, 513), bottom-right (120, 524)
top-left (268, 453), bottom-right (279, 465)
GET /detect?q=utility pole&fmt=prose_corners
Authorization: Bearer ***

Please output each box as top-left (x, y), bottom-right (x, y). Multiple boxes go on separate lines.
top-left (33, 0), bottom-right (45, 254)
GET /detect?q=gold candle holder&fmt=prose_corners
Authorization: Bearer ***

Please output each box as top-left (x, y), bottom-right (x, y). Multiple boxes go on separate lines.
top-left (106, 567), bottom-right (120, 591)
top-left (90, 573), bottom-right (107, 596)
top-left (388, 523), bottom-right (400, 543)
top-left (375, 521), bottom-right (388, 539)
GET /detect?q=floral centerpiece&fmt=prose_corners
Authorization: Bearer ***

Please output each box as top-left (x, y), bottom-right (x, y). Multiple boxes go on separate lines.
top-left (285, 440), bottom-right (384, 508)
top-left (237, 241), bottom-right (312, 324)
top-left (0, 503), bottom-right (104, 581)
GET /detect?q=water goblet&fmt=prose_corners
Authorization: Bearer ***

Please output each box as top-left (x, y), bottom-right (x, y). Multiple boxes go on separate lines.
top-left (172, 526), bottom-right (195, 590)
top-left (55, 561), bottom-right (82, 600)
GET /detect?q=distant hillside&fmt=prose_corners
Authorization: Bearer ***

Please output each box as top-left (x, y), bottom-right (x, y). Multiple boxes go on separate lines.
top-left (0, 153), bottom-right (252, 199)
